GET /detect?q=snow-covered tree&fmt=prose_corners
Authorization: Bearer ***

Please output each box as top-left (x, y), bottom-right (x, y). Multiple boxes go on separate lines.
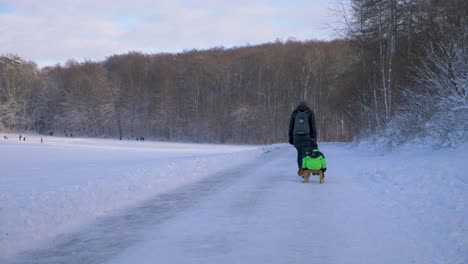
top-left (373, 37), bottom-right (467, 148)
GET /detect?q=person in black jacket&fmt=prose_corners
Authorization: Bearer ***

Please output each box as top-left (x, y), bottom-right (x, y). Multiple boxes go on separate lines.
top-left (288, 101), bottom-right (317, 176)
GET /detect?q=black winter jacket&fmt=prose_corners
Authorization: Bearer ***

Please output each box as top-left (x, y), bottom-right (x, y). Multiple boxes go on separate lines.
top-left (288, 103), bottom-right (317, 148)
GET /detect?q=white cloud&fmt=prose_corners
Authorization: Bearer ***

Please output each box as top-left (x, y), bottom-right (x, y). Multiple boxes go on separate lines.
top-left (0, 0), bottom-right (336, 67)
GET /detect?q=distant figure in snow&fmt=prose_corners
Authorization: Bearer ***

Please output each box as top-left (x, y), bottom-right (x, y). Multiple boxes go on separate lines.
top-left (41, 138), bottom-right (43, 143)
top-left (288, 101), bottom-right (317, 176)
top-left (19, 134), bottom-right (22, 141)
top-left (23, 137), bottom-right (26, 141)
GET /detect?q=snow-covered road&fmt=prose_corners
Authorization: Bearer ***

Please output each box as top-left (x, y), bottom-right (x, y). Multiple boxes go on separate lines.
top-left (2, 137), bottom-right (466, 264)
top-left (101, 144), bottom-right (416, 264)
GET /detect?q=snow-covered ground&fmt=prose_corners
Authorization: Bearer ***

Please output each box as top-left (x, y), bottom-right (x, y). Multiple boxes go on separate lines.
top-left (1, 135), bottom-right (467, 263)
top-left (0, 134), bottom-right (262, 261)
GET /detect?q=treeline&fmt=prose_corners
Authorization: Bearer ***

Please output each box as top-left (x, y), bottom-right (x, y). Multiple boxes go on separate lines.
top-left (0, 41), bottom-right (355, 144)
top-left (1, 0), bottom-right (466, 145)
top-left (339, 0), bottom-right (467, 146)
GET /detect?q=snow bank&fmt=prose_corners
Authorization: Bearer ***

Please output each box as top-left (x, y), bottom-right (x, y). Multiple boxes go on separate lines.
top-left (0, 134), bottom-right (263, 259)
top-left (353, 142), bottom-right (468, 263)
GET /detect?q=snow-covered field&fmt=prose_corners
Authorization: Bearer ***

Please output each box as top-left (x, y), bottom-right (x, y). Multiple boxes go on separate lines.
top-left (0, 134), bottom-right (262, 260)
top-left (1, 135), bottom-right (467, 263)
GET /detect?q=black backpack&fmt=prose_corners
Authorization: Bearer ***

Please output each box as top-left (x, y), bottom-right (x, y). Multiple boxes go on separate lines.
top-left (293, 111), bottom-right (310, 135)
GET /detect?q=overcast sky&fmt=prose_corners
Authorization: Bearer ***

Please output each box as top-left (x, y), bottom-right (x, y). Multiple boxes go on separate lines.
top-left (0, 0), bottom-right (337, 67)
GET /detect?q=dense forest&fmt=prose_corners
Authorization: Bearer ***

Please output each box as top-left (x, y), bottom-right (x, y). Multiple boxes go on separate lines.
top-left (1, 0), bottom-right (467, 145)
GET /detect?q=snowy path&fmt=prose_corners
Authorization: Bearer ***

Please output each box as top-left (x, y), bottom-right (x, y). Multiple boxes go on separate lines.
top-left (8, 144), bottom-right (440, 264)
top-left (105, 145), bottom-right (414, 264)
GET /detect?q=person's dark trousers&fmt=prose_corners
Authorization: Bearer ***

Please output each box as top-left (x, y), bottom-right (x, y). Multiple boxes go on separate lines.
top-left (295, 146), bottom-right (308, 169)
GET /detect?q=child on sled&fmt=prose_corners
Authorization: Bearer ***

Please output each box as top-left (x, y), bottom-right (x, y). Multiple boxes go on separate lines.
top-left (300, 148), bottom-right (327, 183)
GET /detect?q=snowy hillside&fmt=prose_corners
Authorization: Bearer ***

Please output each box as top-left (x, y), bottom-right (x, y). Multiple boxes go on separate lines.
top-left (1, 135), bottom-right (467, 264)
